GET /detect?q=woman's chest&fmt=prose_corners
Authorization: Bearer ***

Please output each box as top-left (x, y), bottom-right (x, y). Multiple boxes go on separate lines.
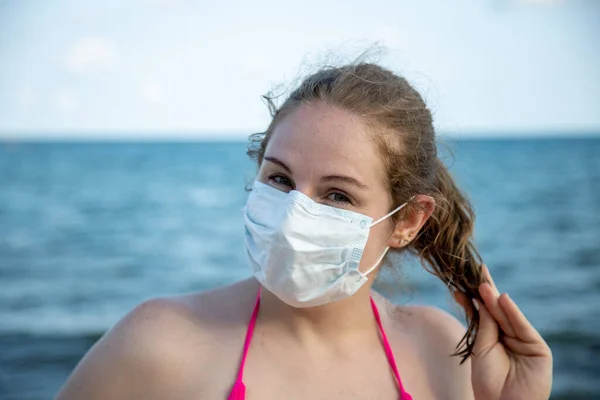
top-left (201, 337), bottom-right (436, 400)
top-left (241, 369), bottom-right (400, 400)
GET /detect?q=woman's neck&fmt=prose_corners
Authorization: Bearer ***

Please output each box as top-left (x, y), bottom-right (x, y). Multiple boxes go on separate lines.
top-left (256, 283), bottom-right (381, 346)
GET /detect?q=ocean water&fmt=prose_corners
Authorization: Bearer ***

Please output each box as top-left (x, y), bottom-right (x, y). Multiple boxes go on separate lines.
top-left (0, 139), bottom-right (599, 399)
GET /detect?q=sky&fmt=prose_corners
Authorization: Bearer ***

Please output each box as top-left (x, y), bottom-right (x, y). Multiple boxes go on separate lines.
top-left (0, 0), bottom-right (599, 140)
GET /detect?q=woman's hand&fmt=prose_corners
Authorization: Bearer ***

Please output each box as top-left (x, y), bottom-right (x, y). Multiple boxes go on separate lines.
top-left (453, 265), bottom-right (553, 400)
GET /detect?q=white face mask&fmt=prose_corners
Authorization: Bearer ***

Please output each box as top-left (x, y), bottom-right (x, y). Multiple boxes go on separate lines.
top-left (243, 181), bottom-right (409, 308)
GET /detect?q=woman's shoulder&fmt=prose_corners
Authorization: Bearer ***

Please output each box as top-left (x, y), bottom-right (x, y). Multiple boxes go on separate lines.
top-left (107, 277), bottom-right (258, 350)
top-left (373, 292), bottom-right (466, 341)
top-left (377, 295), bottom-right (475, 399)
top-left (389, 301), bottom-right (466, 344)
top-left (104, 277), bottom-right (260, 359)
top-left (55, 278), bottom-right (258, 400)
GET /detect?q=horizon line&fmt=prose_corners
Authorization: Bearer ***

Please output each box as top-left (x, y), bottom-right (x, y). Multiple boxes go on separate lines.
top-left (1, 129), bottom-right (599, 142)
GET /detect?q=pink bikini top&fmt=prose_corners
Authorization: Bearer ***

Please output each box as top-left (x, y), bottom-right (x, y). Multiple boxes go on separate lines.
top-left (227, 293), bottom-right (413, 400)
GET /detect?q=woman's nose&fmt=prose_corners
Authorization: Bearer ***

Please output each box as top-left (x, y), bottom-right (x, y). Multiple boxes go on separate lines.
top-left (290, 183), bottom-right (316, 201)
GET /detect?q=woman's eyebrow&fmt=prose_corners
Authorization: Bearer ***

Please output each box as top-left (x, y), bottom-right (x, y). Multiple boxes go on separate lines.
top-left (264, 156), bottom-right (292, 173)
top-left (321, 175), bottom-right (368, 189)
top-left (264, 156), bottom-right (367, 189)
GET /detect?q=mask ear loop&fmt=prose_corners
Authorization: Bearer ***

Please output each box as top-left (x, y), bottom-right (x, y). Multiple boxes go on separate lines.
top-left (370, 196), bottom-right (416, 227)
top-left (362, 246), bottom-right (390, 276)
top-left (363, 196), bottom-right (416, 277)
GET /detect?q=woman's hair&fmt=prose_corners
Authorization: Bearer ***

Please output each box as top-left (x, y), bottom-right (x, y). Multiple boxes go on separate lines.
top-left (247, 61), bottom-right (484, 362)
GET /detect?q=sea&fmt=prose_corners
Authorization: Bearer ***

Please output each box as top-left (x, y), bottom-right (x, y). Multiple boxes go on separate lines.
top-left (0, 138), bottom-right (599, 399)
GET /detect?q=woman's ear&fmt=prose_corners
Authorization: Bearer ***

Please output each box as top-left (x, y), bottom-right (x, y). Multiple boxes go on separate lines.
top-left (387, 194), bottom-right (435, 249)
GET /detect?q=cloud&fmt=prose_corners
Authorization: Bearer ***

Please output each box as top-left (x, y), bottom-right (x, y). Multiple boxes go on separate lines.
top-left (65, 37), bottom-right (116, 74)
top-left (54, 88), bottom-right (77, 113)
top-left (16, 87), bottom-right (36, 108)
top-left (140, 80), bottom-right (164, 104)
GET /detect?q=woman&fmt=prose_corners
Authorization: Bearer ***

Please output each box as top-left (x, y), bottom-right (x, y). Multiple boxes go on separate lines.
top-left (55, 62), bottom-right (552, 399)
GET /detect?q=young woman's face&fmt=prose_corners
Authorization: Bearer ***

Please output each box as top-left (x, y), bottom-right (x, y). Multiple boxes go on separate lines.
top-left (257, 102), bottom-right (398, 272)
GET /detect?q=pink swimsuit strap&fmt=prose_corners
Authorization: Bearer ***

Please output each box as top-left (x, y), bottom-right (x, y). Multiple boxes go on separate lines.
top-left (227, 293), bottom-right (412, 400)
top-left (369, 296), bottom-right (413, 400)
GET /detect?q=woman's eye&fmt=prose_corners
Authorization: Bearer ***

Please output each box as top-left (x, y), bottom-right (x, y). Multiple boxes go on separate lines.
top-left (327, 192), bottom-right (352, 204)
top-left (269, 175), bottom-right (293, 188)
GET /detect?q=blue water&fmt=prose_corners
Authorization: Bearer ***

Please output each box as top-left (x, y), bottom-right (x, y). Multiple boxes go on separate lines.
top-left (0, 139), bottom-right (599, 399)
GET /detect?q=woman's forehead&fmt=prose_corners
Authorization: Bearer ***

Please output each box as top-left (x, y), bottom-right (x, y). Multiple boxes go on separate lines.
top-left (265, 103), bottom-right (385, 181)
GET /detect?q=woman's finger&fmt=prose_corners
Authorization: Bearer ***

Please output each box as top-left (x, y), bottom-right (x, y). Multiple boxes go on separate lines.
top-left (498, 293), bottom-right (544, 344)
top-left (479, 282), bottom-right (517, 338)
top-left (481, 264), bottom-right (499, 293)
top-left (472, 299), bottom-right (499, 356)
top-left (501, 335), bottom-right (551, 357)
top-left (481, 264), bottom-right (517, 337)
